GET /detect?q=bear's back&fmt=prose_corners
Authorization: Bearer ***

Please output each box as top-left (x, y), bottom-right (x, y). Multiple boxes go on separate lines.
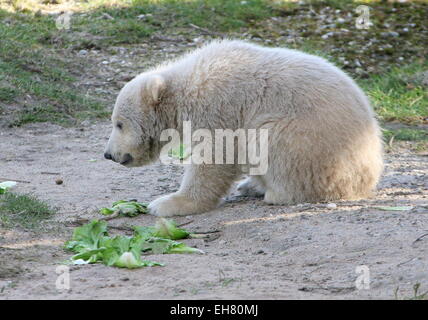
top-left (155, 40), bottom-right (373, 129)
top-left (183, 40), bottom-right (345, 86)
top-left (179, 41), bottom-right (369, 114)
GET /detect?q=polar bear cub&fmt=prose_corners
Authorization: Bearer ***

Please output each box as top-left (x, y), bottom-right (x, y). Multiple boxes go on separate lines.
top-left (104, 39), bottom-right (383, 217)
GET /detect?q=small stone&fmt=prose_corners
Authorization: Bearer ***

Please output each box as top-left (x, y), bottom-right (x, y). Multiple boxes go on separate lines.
top-left (100, 13), bottom-right (114, 20)
top-left (55, 178), bottom-right (63, 185)
top-left (381, 31), bottom-right (399, 38)
top-left (326, 203), bottom-right (337, 209)
top-left (321, 32), bottom-right (334, 40)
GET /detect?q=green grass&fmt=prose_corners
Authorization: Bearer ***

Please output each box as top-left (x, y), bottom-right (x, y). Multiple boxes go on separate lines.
top-left (395, 283), bottom-right (428, 300)
top-left (361, 64), bottom-right (428, 124)
top-left (383, 128), bottom-right (428, 142)
top-left (383, 127), bottom-right (428, 152)
top-left (0, 0), bottom-right (427, 126)
top-left (0, 87), bottom-right (19, 103)
top-left (0, 8), bottom-right (109, 126)
top-left (0, 192), bottom-right (55, 229)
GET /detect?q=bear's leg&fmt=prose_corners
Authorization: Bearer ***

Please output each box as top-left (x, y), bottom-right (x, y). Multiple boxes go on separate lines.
top-left (264, 188), bottom-right (293, 205)
top-left (148, 164), bottom-right (238, 216)
top-left (261, 156), bottom-right (313, 205)
top-left (237, 176), bottom-right (266, 197)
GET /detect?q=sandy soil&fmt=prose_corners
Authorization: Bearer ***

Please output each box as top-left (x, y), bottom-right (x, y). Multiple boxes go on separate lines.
top-left (0, 122), bottom-right (427, 300)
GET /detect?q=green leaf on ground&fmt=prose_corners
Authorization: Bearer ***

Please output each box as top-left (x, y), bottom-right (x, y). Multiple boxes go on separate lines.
top-left (375, 206), bottom-right (414, 211)
top-left (0, 181), bottom-right (17, 194)
top-left (100, 200), bottom-right (148, 217)
top-left (65, 218), bottom-right (201, 269)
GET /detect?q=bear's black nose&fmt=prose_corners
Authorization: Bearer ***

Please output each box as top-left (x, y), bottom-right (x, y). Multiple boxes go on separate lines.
top-left (104, 152), bottom-right (112, 160)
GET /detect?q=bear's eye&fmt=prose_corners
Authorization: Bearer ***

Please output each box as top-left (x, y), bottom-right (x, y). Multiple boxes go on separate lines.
top-left (116, 122), bottom-right (123, 130)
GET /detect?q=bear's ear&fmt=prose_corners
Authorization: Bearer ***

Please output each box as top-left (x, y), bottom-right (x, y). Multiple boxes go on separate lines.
top-left (144, 75), bottom-right (166, 105)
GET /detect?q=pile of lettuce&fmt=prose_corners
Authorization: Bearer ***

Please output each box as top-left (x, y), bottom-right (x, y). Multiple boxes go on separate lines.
top-left (65, 219), bottom-right (202, 269)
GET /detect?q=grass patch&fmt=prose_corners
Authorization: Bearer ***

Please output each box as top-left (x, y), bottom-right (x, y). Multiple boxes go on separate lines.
top-left (0, 87), bottom-right (18, 103)
top-left (383, 128), bottom-right (428, 142)
top-left (395, 283), bottom-right (428, 300)
top-left (0, 0), bottom-right (426, 126)
top-left (361, 64), bottom-right (428, 124)
top-left (0, 192), bottom-right (55, 229)
top-left (0, 9), bottom-right (109, 126)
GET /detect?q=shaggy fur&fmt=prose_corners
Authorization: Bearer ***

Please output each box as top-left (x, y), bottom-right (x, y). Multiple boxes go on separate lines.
top-left (104, 39), bottom-right (384, 217)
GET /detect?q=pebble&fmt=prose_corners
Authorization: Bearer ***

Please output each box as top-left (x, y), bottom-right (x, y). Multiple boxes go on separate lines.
top-left (100, 13), bottom-right (114, 20)
top-left (137, 14), bottom-right (152, 20)
top-left (381, 31), bottom-right (399, 38)
top-left (321, 32), bottom-right (334, 39)
top-left (326, 203), bottom-right (337, 209)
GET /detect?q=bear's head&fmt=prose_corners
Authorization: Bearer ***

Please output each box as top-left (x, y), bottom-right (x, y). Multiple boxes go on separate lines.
top-left (104, 73), bottom-right (168, 167)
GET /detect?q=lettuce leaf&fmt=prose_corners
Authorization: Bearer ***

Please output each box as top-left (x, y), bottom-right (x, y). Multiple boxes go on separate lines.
top-left (65, 220), bottom-right (108, 253)
top-left (101, 235), bottom-right (163, 268)
top-left (141, 238), bottom-right (204, 255)
top-left (0, 181), bottom-right (17, 194)
top-left (153, 218), bottom-right (190, 240)
top-left (134, 218), bottom-right (189, 240)
top-left (65, 220), bottom-right (110, 264)
top-left (375, 206), bottom-right (413, 211)
top-left (100, 200), bottom-right (148, 217)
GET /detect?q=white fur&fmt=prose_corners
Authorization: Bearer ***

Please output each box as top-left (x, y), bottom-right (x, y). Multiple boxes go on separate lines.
top-left (105, 39), bottom-right (384, 217)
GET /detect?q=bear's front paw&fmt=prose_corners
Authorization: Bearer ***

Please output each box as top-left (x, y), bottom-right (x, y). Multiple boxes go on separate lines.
top-left (148, 193), bottom-right (212, 217)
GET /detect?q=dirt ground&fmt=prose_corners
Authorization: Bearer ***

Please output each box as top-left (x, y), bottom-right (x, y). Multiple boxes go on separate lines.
top-left (0, 121), bottom-right (427, 300)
